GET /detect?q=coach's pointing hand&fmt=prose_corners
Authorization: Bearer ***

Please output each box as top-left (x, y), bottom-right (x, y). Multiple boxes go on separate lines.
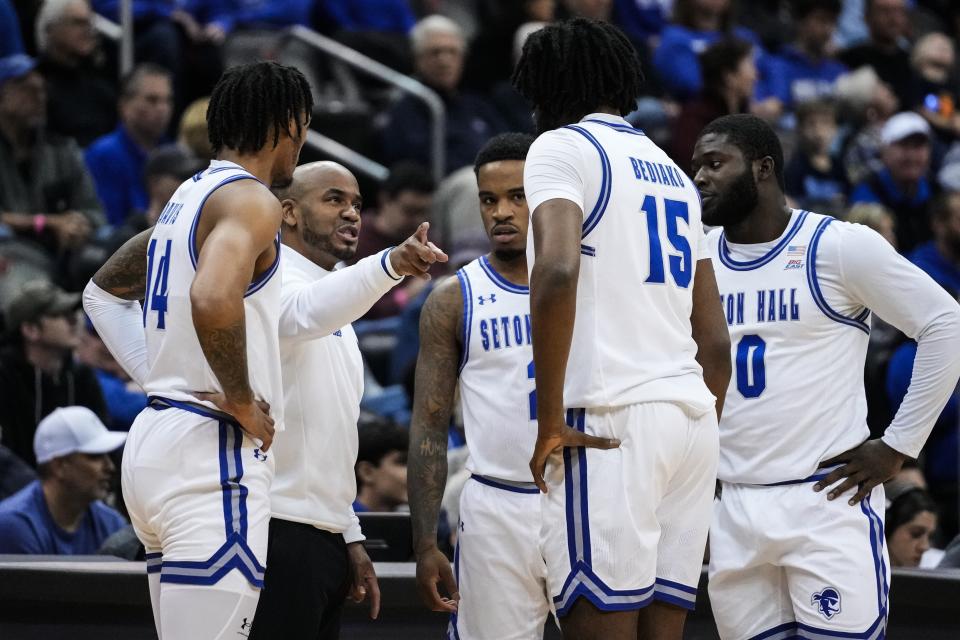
top-left (529, 421), bottom-right (621, 493)
top-left (196, 392), bottom-right (276, 452)
top-left (389, 222), bottom-right (449, 280)
top-left (814, 439), bottom-right (907, 506)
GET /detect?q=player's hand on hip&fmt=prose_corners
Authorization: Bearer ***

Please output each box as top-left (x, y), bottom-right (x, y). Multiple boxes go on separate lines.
top-left (347, 542), bottom-right (381, 619)
top-left (389, 222), bottom-right (449, 280)
top-left (195, 392), bottom-right (276, 452)
top-left (414, 545), bottom-right (459, 613)
top-left (814, 439), bottom-right (907, 506)
top-left (529, 423), bottom-right (620, 494)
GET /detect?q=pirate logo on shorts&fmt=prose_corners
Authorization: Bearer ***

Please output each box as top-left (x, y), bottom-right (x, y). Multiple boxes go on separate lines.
top-left (812, 587), bottom-right (841, 620)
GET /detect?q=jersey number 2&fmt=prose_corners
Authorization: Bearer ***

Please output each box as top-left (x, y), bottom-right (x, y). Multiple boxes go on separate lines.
top-left (641, 195), bottom-right (692, 288)
top-left (736, 334), bottom-right (766, 398)
top-left (145, 238), bottom-right (172, 330)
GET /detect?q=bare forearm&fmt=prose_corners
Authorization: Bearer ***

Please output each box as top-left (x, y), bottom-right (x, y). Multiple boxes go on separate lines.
top-left (92, 228), bottom-right (152, 300)
top-left (408, 417), bottom-right (450, 554)
top-left (408, 283), bottom-right (461, 554)
top-left (697, 347), bottom-right (731, 420)
top-left (531, 263), bottom-right (578, 429)
top-left (192, 294), bottom-right (253, 403)
top-left (0, 212), bottom-right (36, 231)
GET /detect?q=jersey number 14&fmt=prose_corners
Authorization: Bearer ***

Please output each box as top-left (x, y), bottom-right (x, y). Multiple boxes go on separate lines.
top-left (144, 238), bottom-right (172, 330)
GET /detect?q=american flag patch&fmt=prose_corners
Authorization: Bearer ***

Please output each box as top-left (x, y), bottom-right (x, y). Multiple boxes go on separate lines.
top-left (787, 245), bottom-right (806, 256)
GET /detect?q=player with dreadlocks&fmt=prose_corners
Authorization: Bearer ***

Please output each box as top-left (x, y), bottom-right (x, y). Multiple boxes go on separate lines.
top-left (514, 19), bottom-right (732, 640)
top-left (83, 61), bottom-right (312, 639)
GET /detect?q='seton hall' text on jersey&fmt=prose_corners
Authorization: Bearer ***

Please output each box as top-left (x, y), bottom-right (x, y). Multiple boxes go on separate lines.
top-left (719, 289), bottom-right (801, 326)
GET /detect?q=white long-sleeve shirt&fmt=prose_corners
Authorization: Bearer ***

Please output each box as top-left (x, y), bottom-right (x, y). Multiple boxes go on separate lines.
top-left (84, 244), bottom-right (403, 542)
top-left (709, 211), bottom-right (960, 483)
top-left (271, 246), bottom-right (401, 542)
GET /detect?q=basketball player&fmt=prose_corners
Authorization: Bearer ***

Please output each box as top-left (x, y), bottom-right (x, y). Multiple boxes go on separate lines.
top-left (250, 161), bottom-right (446, 638)
top-left (513, 19), bottom-right (732, 640)
top-left (693, 114), bottom-right (960, 640)
top-left (408, 133), bottom-right (556, 640)
top-left (83, 62), bottom-right (313, 639)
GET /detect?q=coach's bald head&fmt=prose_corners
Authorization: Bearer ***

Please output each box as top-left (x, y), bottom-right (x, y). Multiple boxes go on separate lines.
top-left (275, 161), bottom-right (363, 271)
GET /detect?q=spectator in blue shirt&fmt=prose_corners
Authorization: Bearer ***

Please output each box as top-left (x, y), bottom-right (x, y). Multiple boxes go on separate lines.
top-left (761, 0), bottom-right (847, 109)
top-left (323, 0), bottom-right (416, 34)
top-left (614, 0), bottom-right (671, 47)
top-left (653, 0), bottom-right (764, 101)
top-left (85, 64), bottom-right (173, 227)
top-left (380, 16), bottom-right (506, 175)
top-left (0, 406), bottom-right (127, 554)
top-left (850, 111), bottom-right (936, 252)
top-left (0, 0), bottom-right (25, 57)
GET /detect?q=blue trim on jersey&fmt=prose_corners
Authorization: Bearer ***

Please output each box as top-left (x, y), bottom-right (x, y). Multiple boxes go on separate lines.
top-left (718, 211), bottom-right (809, 271)
top-left (145, 552), bottom-right (162, 574)
top-left (862, 496), bottom-right (889, 617)
top-left (580, 244), bottom-right (596, 257)
top-left (470, 473), bottom-right (539, 494)
top-left (553, 408), bottom-right (657, 616)
top-left (797, 612), bottom-right (886, 639)
top-left (749, 614), bottom-right (886, 640)
top-left (147, 395), bottom-right (240, 425)
top-left (582, 119), bottom-right (647, 136)
top-left (652, 577), bottom-right (698, 610)
top-left (806, 218), bottom-right (871, 335)
top-left (145, 396), bottom-right (262, 588)
top-left (478, 255), bottom-right (528, 293)
top-left (564, 125), bottom-right (611, 239)
top-left (187, 173), bottom-right (260, 269)
top-left (380, 248), bottom-right (402, 281)
top-left (455, 269), bottom-right (473, 374)
top-left (158, 535), bottom-right (266, 587)
top-left (207, 166), bottom-right (236, 175)
top-left (761, 465), bottom-right (842, 486)
top-left (244, 234), bottom-right (281, 297)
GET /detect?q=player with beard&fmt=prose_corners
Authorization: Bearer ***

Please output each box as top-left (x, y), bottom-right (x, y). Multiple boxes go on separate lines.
top-left (249, 161), bottom-right (446, 638)
top-left (408, 133), bottom-right (559, 640)
top-left (693, 114), bottom-right (960, 640)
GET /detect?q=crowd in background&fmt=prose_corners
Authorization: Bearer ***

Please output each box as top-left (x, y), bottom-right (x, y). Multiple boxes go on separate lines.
top-left (0, 0), bottom-right (959, 569)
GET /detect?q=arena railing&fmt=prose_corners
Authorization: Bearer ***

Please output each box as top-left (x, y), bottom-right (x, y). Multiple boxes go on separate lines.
top-left (90, 16), bottom-right (447, 185)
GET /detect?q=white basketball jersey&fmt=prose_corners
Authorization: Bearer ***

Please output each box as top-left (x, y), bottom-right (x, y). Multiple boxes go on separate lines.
top-left (457, 256), bottom-right (536, 483)
top-left (141, 160), bottom-right (284, 425)
top-left (709, 210), bottom-right (871, 484)
top-left (526, 115), bottom-right (714, 413)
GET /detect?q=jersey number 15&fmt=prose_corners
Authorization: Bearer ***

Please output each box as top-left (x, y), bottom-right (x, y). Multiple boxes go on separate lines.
top-left (641, 195), bottom-right (692, 288)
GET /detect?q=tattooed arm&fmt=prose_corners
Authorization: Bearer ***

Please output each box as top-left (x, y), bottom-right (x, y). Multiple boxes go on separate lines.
top-left (190, 181), bottom-right (281, 450)
top-left (408, 275), bottom-right (463, 612)
top-left (92, 227), bottom-right (153, 300)
top-left (83, 228), bottom-right (154, 385)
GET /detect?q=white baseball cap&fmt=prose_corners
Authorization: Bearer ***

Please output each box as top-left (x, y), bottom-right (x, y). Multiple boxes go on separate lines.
top-left (881, 112), bottom-right (932, 145)
top-left (33, 407), bottom-right (127, 464)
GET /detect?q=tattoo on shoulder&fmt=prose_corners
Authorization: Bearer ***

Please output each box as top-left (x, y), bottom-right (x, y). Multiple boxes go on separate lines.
top-left (92, 229), bottom-right (151, 300)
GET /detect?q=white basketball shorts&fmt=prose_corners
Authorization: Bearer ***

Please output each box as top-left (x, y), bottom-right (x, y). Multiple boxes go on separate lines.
top-left (447, 474), bottom-right (553, 640)
top-left (540, 402), bottom-right (719, 617)
top-left (708, 478), bottom-right (890, 640)
top-left (123, 397), bottom-right (274, 592)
